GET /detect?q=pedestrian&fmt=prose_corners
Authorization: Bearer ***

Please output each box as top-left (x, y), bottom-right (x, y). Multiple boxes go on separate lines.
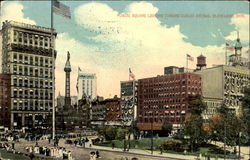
top-left (160, 145), bottom-right (163, 154)
top-left (29, 152), bottom-right (35, 160)
top-left (48, 137), bottom-right (51, 144)
top-left (11, 142), bottom-right (15, 150)
top-left (96, 150), bottom-right (100, 158)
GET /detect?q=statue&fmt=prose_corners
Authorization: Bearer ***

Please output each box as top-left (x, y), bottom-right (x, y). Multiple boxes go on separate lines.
top-left (67, 51), bottom-right (70, 61)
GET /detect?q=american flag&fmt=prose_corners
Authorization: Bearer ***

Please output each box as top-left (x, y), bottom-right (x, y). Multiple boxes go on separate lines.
top-left (225, 43), bottom-right (234, 52)
top-left (246, 48), bottom-right (250, 54)
top-left (187, 54), bottom-right (194, 61)
top-left (53, 0), bottom-right (71, 19)
top-left (129, 68), bottom-right (135, 80)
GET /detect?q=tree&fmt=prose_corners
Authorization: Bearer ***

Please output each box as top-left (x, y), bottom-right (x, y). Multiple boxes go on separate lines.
top-left (105, 127), bottom-right (117, 141)
top-left (161, 122), bottom-right (173, 137)
top-left (182, 95), bottom-right (208, 151)
top-left (116, 128), bottom-right (127, 140)
top-left (241, 88), bottom-right (250, 144)
top-left (211, 104), bottom-right (247, 146)
top-left (129, 120), bottom-right (140, 139)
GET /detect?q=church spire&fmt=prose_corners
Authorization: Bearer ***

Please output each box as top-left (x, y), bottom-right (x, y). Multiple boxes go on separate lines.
top-left (234, 31), bottom-right (242, 55)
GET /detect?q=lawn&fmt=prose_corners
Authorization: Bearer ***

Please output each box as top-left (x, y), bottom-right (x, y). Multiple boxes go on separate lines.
top-left (94, 138), bottom-right (239, 159)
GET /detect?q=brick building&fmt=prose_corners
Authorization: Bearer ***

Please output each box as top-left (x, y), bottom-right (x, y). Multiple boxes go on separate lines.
top-left (137, 72), bottom-right (202, 131)
top-left (105, 96), bottom-right (122, 122)
top-left (0, 74), bottom-right (11, 128)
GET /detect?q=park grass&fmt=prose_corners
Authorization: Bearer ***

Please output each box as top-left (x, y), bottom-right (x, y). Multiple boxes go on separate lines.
top-left (95, 138), bottom-right (239, 159)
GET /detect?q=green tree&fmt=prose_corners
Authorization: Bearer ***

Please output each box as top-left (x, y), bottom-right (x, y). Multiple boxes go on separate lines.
top-left (129, 120), bottom-right (140, 139)
top-left (213, 104), bottom-right (247, 146)
top-left (105, 127), bottom-right (117, 141)
top-left (241, 88), bottom-right (250, 144)
top-left (116, 128), bottom-right (127, 140)
top-left (161, 122), bottom-right (173, 137)
top-left (182, 95), bottom-right (208, 151)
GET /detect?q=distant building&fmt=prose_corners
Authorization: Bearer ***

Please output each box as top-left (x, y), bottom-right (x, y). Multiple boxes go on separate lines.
top-left (196, 65), bottom-right (249, 117)
top-left (78, 94), bottom-right (91, 127)
top-left (120, 80), bottom-right (137, 126)
top-left (164, 66), bottom-right (193, 75)
top-left (1, 21), bottom-right (56, 129)
top-left (91, 96), bottom-right (106, 126)
top-left (56, 93), bottom-right (78, 108)
top-left (137, 73), bottom-right (202, 131)
top-left (105, 96), bottom-right (122, 125)
top-left (77, 71), bottom-right (97, 100)
top-left (0, 74), bottom-right (11, 128)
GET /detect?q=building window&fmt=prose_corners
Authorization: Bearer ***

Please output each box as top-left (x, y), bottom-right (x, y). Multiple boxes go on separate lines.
top-left (19, 54), bottom-right (23, 63)
top-left (40, 57), bottom-right (43, 66)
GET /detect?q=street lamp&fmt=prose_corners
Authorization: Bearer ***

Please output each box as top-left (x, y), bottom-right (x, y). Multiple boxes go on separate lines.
top-left (238, 132), bottom-right (242, 160)
top-left (184, 135), bottom-right (190, 154)
top-left (151, 112), bottom-right (154, 155)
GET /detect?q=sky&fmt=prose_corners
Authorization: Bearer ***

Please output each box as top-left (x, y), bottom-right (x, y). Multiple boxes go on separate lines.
top-left (0, 1), bottom-right (249, 98)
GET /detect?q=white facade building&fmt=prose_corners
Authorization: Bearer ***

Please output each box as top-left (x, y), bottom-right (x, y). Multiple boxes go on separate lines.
top-left (77, 71), bottom-right (97, 100)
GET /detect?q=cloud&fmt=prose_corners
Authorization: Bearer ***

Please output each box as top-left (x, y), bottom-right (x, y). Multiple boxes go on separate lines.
top-left (0, 1), bottom-right (36, 25)
top-left (72, 2), bottom-right (230, 98)
top-left (225, 14), bottom-right (249, 42)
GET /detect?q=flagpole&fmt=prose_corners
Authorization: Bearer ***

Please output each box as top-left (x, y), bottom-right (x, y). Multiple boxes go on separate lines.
top-left (129, 68), bottom-right (130, 81)
top-left (225, 43), bottom-right (227, 65)
top-left (186, 55), bottom-right (188, 73)
top-left (51, 0), bottom-right (55, 140)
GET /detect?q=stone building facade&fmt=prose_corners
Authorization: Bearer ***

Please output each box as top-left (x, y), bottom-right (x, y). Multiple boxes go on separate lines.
top-left (0, 21), bottom-right (56, 129)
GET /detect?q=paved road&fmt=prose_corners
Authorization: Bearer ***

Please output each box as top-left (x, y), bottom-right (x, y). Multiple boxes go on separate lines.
top-left (13, 139), bottom-right (246, 160)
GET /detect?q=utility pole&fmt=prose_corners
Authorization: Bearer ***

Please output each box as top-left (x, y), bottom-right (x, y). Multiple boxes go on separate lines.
top-left (51, 0), bottom-right (55, 140)
top-left (151, 112), bottom-right (154, 155)
top-left (224, 116), bottom-right (226, 160)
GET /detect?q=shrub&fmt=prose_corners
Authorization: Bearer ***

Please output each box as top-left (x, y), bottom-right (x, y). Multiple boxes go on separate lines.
top-left (163, 139), bottom-right (184, 152)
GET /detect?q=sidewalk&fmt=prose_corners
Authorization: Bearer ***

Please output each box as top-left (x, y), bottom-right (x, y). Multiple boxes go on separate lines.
top-left (69, 141), bottom-right (225, 160)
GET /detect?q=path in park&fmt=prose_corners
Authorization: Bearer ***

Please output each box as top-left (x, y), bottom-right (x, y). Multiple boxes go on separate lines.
top-left (12, 138), bottom-right (234, 160)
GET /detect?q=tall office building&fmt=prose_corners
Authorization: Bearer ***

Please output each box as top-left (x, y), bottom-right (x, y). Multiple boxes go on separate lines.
top-left (137, 72), bottom-right (202, 131)
top-left (196, 35), bottom-right (249, 118)
top-left (0, 21), bottom-right (56, 129)
top-left (120, 80), bottom-right (137, 126)
top-left (77, 71), bottom-right (97, 100)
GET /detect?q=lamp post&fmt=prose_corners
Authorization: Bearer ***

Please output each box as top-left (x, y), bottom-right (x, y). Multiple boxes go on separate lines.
top-left (151, 112), bottom-right (154, 155)
top-left (238, 132), bottom-right (242, 160)
top-left (184, 135), bottom-right (190, 154)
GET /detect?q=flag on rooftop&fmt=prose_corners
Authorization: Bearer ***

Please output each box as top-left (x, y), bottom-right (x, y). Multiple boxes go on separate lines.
top-left (129, 68), bottom-right (135, 80)
top-left (187, 54), bottom-right (194, 61)
top-left (225, 43), bottom-right (234, 52)
top-left (246, 48), bottom-right (250, 54)
top-left (53, 0), bottom-right (71, 19)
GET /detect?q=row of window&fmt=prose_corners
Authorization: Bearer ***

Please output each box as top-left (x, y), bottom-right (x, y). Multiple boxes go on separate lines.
top-left (12, 100), bottom-right (52, 110)
top-left (140, 117), bottom-right (184, 123)
top-left (13, 65), bottom-right (52, 78)
top-left (13, 53), bottom-right (53, 67)
top-left (141, 80), bottom-right (200, 87)
top-left (13, 89), bottom-right (53, 99)
top-left (224, 71), bottom-right (249, 79)
top-left (13, 31), bottom-right (52, 48)
top-left (12, 77), bottom-right (53, 88)
top-left (142, 104), bottom-right (187, 110)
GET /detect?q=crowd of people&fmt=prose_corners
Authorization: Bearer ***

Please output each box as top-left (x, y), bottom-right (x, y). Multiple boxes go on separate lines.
top-left (25, 143), bottom-right (74, 160)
